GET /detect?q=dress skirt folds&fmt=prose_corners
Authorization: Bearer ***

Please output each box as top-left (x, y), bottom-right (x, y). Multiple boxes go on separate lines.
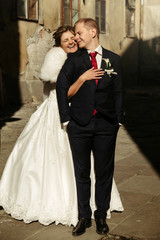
top-left (0, 90), bottom-right (123, 226)
top-left (0, 91), bottom-right (78, 226)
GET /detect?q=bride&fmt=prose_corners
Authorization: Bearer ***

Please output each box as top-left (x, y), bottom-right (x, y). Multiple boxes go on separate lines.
top-left (0, 26), bottom-right (123, 227)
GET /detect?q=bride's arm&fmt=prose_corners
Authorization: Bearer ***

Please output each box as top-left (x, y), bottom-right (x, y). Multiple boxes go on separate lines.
top-left (67, 67), bottom-right (104, 98)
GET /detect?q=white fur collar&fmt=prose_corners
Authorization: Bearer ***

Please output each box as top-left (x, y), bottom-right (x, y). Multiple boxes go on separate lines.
top-left (39, 47), bottom-right (67, 83)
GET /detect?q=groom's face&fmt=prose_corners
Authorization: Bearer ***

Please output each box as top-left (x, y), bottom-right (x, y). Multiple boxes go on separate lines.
top-left (74, 22), bottom-right (95, 50)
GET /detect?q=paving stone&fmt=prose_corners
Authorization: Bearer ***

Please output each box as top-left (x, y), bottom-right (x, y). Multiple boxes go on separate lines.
top-left (0, 215), bottom-right (45, 240)
top-left (110, 194), bottom-right (160, 240)
top-left (114, 165), bottom-right (144, 177)
top-left (0, 90), bottom-right (160, 240)
top-left (115, 128), bottom-right (139, 162)
top-left (118, 175), bottom-right (160, 195)
top-left (116, 152), bottom-right (150, 167)
top-left (108, 192), bottom-right (154, 225)
top-left (139, 165), bottom-right (159, 177)
top-left (114, 171), bottom-right (135, 186)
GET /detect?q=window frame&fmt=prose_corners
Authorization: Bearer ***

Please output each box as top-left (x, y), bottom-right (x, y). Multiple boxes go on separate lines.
top-left (61, 0), bottom-right (80, 26)
top-left (17, 0), bottom-right (39, 22)
top-left (95, 0), bottom-right (106, 33)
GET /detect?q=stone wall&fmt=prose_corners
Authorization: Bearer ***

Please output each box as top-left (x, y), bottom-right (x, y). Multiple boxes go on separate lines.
top-left (20, 26), bottom-right (55, 103)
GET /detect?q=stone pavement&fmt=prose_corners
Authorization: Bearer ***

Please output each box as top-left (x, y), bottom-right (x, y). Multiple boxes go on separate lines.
top-left (0, 89), bottom-right (160, 240)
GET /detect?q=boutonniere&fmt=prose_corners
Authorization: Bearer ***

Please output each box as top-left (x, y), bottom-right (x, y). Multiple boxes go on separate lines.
top-left (102, 58), bottom-right (117, 77)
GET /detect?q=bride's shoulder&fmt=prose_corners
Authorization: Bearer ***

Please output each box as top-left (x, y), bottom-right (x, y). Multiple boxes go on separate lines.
top-left (46, 47), bottom-right (67, 60)
top-left (39, 47), bottom-right (67, 83)
top-left (41, 47), bottom-right (67, 69)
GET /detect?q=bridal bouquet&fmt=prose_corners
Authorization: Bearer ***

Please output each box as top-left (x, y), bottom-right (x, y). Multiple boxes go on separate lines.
top-left (102, 58), bottom-right (117, 77)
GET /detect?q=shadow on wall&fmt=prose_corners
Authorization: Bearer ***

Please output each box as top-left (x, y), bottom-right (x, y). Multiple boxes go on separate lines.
top-left (121, 36), bottom-right (160, 176)
top-left (0, 0), bottom-right (21, 129)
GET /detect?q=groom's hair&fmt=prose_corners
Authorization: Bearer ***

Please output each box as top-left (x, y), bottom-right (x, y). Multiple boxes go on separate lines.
top-left (53, 25), bottom-right (75, 47)
top-left (74, 18), bottom-right (99, 39)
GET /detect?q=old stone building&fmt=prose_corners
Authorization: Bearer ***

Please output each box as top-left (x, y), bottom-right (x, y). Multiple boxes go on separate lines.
top-left (0, 0), bottom-right (160, 107)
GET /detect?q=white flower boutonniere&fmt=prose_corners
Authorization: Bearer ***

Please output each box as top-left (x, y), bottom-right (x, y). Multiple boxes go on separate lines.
top-left (102, 58), bottom-right (117, 77)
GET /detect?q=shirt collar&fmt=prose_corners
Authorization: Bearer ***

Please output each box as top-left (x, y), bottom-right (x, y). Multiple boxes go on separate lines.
top-left (87, 45), bottom-right (102, 56)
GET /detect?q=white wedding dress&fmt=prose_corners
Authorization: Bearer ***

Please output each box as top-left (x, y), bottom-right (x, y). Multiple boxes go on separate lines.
top-left (0, 47), bottom-right (123, 227)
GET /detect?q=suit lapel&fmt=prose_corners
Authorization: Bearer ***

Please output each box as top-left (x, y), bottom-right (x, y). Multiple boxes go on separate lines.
top-left (101, 47), bottom-right (109, 68)
top-left (81, 49), bottom-right (92, 69)
top-left (98, 48), bottom-right (110, 87)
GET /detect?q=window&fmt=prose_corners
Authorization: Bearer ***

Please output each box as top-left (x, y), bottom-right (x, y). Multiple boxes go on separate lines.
top-left (125, 0), bottom-right (135, 38)
top-left (62, 0), bottom-right (79, 26)
top-left (17, 0), bottom-right (39, 21)
top-left (95, 0), bottom-right (106, 33)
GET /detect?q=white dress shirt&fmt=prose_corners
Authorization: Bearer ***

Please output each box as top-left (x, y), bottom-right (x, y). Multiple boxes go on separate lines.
top-left (87, 45), bottom-right (102, 69)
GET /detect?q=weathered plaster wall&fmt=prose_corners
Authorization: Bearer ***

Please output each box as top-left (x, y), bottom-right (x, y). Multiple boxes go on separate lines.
top-left (19, 26), bottom-right (54, 103)
top-left (101, 0), bottom-right (126, 53)
top-left (43, 0), bottom-right (61, 30)
top-left (80, 0), bottom-right (95, 19)
top-left (18, 0), bottom-right (61, 103)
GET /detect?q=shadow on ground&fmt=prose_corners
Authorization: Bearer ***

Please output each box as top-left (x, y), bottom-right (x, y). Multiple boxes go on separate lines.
top-left (0, 105), bottom-right (21, 130)
top-left (100, 233), bottom-right (145, 240)
top-left (121, 36), bottom-right (160, 176)
top-left (123, 87), bottom-right (160, 176)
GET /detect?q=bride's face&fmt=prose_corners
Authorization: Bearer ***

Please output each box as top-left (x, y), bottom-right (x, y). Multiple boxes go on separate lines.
top-left (60, 31), bottom-right (78, 53)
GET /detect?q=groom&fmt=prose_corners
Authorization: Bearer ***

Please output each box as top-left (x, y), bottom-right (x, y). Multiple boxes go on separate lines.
top-left (56, 18), bottom-right (123, 236)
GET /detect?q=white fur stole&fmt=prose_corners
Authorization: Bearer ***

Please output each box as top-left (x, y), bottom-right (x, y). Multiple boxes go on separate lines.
top-left (39, 47), bottom-right (67, 83)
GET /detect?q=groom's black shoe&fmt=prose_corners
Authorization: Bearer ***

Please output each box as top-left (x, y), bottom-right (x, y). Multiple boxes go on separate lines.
top-left (72, 218), bottom-right (92, 236)
top-left (95, 217), bottom-right (109, 235)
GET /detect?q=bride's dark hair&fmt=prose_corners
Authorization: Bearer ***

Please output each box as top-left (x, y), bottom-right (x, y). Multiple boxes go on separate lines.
top-left (53, 25), bottom-right (75, 47)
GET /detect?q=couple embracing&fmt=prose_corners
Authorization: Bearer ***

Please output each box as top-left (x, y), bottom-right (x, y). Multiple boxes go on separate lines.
top-left (0, 18), bottom-right (123, 237)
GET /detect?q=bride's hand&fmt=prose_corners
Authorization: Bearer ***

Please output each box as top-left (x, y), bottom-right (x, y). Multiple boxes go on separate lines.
top-left (68, 68), bottom-right (104, 98)
top-left (80, 67), bottom-right (104, 82)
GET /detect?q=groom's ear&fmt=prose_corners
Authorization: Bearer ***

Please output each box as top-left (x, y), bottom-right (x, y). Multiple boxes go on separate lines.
top-left (91, 28), bottom-right (97, 38)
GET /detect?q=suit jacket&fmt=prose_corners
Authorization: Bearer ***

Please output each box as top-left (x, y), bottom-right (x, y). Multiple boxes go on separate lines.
top-left (56, 47), bottom-right (123, 126)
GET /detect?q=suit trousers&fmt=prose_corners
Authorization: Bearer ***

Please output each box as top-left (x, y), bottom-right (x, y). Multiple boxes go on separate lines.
top-left (67, 114), bottom-right (119, 219)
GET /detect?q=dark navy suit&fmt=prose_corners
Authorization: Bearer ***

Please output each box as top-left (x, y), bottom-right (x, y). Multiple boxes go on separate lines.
top-left (56, 47), bottom-right (123, 219)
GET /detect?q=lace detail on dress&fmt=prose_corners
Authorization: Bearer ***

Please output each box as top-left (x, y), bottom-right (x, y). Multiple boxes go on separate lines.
top-left (0, 186), bottom-right (78, 226)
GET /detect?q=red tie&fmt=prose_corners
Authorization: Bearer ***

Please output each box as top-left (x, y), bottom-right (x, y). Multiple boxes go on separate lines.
top-left (89, 52), bottom-right (98, 85)
top-left (89, 52), bottom-right (98, 115)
